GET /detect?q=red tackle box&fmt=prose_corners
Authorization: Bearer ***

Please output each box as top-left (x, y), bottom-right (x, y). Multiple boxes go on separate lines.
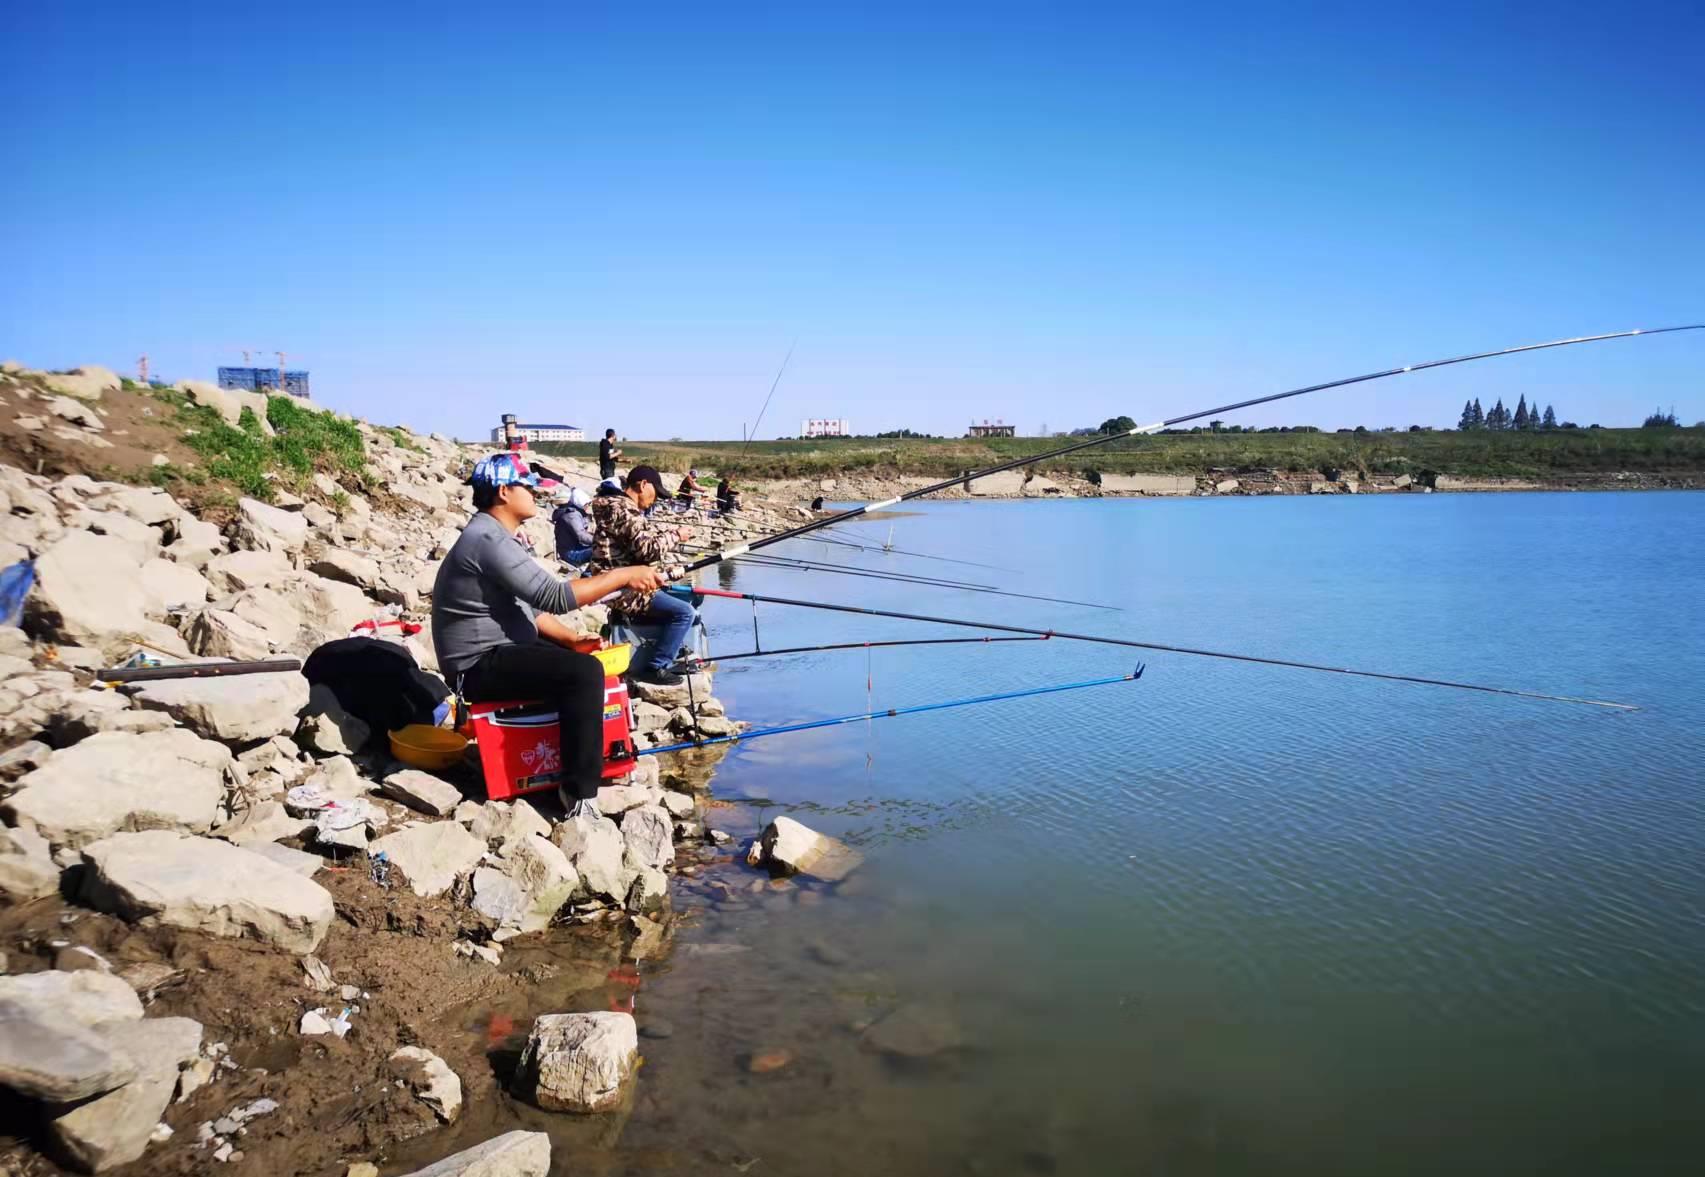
top-left (465, 675), bottom-right (637, 801)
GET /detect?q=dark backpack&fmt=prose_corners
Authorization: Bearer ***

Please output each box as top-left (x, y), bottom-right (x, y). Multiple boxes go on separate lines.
top-left (302, 637), bottom-right (452, 743)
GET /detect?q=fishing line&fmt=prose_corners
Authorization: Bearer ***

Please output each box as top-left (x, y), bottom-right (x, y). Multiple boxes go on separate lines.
top-left (668, 586), bottom-right (1638, 710)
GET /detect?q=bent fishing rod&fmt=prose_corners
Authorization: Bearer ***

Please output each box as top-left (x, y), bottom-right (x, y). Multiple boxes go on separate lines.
top-left (680, 324), bottom-right (1704, 574)
top-left (662, 585), bottom-right (1638, 710)
top-left (639, 663), bottom-right (1145, 755)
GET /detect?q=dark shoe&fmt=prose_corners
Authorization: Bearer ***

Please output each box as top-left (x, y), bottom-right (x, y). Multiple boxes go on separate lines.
top-left (630, 668), bottom-right (685, 688)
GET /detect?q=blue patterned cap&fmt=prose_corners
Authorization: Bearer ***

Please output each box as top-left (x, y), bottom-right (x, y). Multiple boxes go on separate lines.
top-left (469, 453), bottom-right (540, 489)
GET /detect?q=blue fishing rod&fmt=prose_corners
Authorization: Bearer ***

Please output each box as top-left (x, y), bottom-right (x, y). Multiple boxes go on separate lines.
top-left (638, 663), bottom-right (1145, 755)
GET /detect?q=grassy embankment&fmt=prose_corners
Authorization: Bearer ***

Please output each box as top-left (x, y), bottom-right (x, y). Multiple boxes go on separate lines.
top-left (537, 427), bottom-right (1705, 482)
top-left (147, 387), bottom-right (370, 505)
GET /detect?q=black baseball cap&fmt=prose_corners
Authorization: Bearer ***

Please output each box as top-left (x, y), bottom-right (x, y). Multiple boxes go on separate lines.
top-left (624, 465), bottom-right (669, 497)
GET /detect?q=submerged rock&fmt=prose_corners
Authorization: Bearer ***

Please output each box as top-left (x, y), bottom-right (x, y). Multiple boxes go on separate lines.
top-left (746, 815), bottom-right (862, 881)
top-left (393, 1130), bottom-right (549, 1176)
top-left (515, 1012), bottom-right (637, 1113)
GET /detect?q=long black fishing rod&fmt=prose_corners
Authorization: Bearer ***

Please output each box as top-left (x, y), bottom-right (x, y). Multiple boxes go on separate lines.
top-left (673, 634), bottom-right (1049, 670)
top-left (682, 325), bottom-right (1703, 574)
top-left (731, 551), bottom-right (1121, 611)
top-left (664, 586), bottom-right (1638, 710)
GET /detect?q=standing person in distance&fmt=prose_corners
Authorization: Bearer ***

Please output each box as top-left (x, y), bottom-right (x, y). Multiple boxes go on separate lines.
top-left (432, 453), bottom-right (663, 814)
top-left (589, 465), bottom-right (696, 686)
top-left (599, 429), bottom-right (623, 480)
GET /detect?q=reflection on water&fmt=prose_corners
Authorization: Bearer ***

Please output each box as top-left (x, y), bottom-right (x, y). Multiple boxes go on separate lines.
top-left (421, 493), bottom-right (1705, 1177)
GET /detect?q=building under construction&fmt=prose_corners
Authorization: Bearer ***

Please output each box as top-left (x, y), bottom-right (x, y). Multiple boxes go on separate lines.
top-left (218, 367), bottom-right (310, 397)
top-left (966, 419), bottom-right (1015, 438)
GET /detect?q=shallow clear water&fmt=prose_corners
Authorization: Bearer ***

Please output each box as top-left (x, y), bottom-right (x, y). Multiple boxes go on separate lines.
top-left (447, 492), bottom-right (1705, 1176)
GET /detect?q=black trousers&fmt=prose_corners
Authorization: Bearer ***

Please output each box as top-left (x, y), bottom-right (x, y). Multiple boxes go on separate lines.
top-left (461, 643), bottom-right (605, 801)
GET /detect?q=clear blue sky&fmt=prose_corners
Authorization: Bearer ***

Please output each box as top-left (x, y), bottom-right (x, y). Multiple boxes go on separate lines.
top-left (4, 1), bottom-right (1700, 439)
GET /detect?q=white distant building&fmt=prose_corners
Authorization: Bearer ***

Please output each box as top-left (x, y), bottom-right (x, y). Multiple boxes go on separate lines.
top-left (800, 418), bottom-right (852, 438)
top-left (489, 422), bottom-right (585, 443)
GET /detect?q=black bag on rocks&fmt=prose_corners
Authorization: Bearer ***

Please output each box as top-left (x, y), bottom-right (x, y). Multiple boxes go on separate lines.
top-left (301, 637), bottom-right (452, 741)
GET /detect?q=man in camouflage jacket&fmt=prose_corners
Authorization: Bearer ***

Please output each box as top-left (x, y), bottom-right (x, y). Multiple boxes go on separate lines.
top-left (588, 465), bottom-right (695, 685)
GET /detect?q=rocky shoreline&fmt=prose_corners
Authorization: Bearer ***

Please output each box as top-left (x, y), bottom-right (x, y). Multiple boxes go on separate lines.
top-left (0, 364), bottom-right (864, 1176)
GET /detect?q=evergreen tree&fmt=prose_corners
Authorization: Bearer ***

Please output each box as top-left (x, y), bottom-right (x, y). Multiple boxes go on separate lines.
top-left (1513, 396), bottom-right (1529, 429)
top-left (1542, 405), bottom-right (1557, 428)
top-left (1458, 400), bottom-right (1477, 430)
top-left (1489, 398), bottom-right (1508, 429)
top-left (1471, 398), bottom-right (1485, 428)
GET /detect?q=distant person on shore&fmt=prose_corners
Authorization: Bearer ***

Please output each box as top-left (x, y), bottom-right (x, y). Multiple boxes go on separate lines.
top-left (599, 429), bottom-right (622, 480)
top-left (589, 466), bottom-right (696, 686)
top-left (433, 453), bottom-right (663, 812)
top-left (810, 495), bottom-right (825, 511)
top-left (551, 486), bottom-right (596, 568)
top-left (716, 478), bottom-right (741, 514)
top-left (676, 468), bottom-right (708, 505)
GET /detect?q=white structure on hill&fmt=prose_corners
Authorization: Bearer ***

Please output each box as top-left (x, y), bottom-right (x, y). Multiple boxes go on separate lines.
top-left (489, 422), bottom-right (585, 443)
top-left (800, 418), bottom-right (852, 438)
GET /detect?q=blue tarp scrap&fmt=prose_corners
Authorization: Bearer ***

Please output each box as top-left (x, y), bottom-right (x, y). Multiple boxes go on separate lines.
top-left (0, 559), bottom-right (35, 627)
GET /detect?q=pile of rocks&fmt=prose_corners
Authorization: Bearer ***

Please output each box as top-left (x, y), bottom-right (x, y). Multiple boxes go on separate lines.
top-left (0, 373), bottom-right (750, 1171)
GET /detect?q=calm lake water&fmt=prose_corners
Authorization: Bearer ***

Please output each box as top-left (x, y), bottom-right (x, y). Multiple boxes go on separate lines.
top-left (443, 492), bottom-right (1705, 1176)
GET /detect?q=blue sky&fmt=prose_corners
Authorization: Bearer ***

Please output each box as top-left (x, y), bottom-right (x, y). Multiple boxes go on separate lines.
top-left (3, 1), bottom-right (1700, 439)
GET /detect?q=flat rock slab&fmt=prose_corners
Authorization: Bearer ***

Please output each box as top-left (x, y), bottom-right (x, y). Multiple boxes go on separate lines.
top-left (2, 729), bottom-right (231, 850)
top-left (0, 969), bottom-right (145, 1029)
top-left (80, 831), bottom-right (335, 953)
top-left (128, 671), bottom-right (309, 744)
top-left (245, 841), bottom-right (325, 877)
top-left (394, 1130), bottom-right (550, 1176)
top-left (516, 1012), bottom-right (637, 1113)
top-left (860, 1003), bottom-right (965, 1059)
top-left (370, 821), bottom-right (486, 898)
top-left (379, 769), bottom-right (464, 817)
top-left (0, 998), bottom-right (137, 1101)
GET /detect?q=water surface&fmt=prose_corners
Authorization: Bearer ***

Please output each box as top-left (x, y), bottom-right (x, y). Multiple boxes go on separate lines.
top-left (462, 492), bottom-right (1705, 1176)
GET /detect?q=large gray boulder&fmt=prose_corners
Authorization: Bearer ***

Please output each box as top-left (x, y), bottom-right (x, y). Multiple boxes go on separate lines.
top-left (25, 530), bottom-right (149, 646)
top-left (204, 549), bottom-right (291, 593)
top-left (182, 607), bottom-right (274, 661)
top-left (128, 671), bottom-right (309, 744)
top-left (44, 365), bottom-right (120, 401)
top-left (394, 1131), bottom-right (550, 1177)
top-left (2, 730), bottom-right (231, 850)
top-left (619, 805), bottom-right (674, 871)
top-left (309, 549), bottom-right (383, 591)
top-left (473, 835), bottom-right (578, 935)
top-left (370, 821), bottom-right (486, 897)
top-left (0, 1001), bottom-right (137, 1102)
top-left (551, 810), bottom-right (625, 900)
top-left (79, 831), bottom-right (335, 952)
top-left (50, 1016), bottom-right (202, 1172)
top-left (233, 497), bottom-right (308, 554)
top-left (515, 1012), bottom-right (637, 1113)
top-left (138, 558), bottom-right (212, 615)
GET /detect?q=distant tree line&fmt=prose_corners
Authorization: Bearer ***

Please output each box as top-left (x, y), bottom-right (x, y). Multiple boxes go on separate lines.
top-left (1458, 395), bottom-right (1564, 431)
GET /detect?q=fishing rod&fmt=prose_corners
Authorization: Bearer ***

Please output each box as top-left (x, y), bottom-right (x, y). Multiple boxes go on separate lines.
top-left (639, 663), bottom-right (1145, 755)
top-left (730, 551), bottom-right (1121, 611)
top-left (671, 634), bottom-right (1049, 670)
top-left (663, 585), bottom-right (1638, 710)
top-left (738, 339), bottom-right (796, 458)
top-left (682, 325), bottom-right (1704, 574)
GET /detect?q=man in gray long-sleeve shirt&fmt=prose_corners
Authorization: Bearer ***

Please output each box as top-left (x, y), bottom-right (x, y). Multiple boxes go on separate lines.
top-left (433, 453), bottom-right (663, 804)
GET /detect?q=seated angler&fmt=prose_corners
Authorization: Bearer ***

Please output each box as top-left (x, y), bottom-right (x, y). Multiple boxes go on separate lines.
top-left (433, 454), bottom-right (663, 812)
top-left (588, 465), bottom-right (696, 687)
